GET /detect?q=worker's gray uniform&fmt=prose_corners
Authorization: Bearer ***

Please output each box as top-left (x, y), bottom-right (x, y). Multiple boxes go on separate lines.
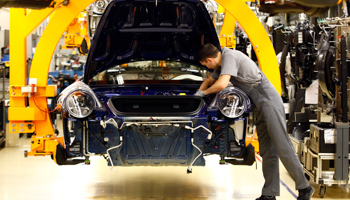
top-left (212, 48), bottom-right (309, 196)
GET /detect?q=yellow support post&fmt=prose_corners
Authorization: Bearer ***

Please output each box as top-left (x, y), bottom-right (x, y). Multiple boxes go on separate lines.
top-left (9, 8), bottom-right (56, 107)
top-left (28, 0), bottom-right (94, 139)
top-left (9, 0), bottom-right (95, 159)
top-left (220, 10), bottom-right (236, 37)
top-left (9, 4), bottom-right (62, 133)
top-left (219, 11), bottom-right (237, 48)
top-left (215, 0), bottom-right (281, 94)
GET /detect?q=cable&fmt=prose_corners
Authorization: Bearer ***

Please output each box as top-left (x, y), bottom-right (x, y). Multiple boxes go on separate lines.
top-left (30, 83), bottom-right (58, 113)
top-left (32, 93), bottom-right (58, 113)
top-left (187, 138), bottom-right (202, 173)
top-left (185, 124), bottom-right (213, 173)
top-left (106, 136), bottom-right (123, 170)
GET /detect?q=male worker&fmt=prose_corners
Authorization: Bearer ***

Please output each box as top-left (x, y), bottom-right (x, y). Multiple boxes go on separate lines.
top-left (195, 43), bottom-right (314, 200)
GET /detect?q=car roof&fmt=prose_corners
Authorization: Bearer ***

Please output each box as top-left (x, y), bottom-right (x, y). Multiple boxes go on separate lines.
top-left (83, 0), bottom-right (221, 82)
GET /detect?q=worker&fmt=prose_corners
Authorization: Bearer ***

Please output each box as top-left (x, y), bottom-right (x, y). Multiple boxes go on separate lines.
top-left (195, 43), bottom-right (314, 200)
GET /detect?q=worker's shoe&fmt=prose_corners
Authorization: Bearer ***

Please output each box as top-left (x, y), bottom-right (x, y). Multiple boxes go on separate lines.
top-left (297, 186), bottom-right (315, 200)
top-left (256, 196), bottom-right (276, 200)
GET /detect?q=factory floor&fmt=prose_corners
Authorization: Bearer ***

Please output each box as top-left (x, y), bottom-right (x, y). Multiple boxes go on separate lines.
top-left (0, 135), bottom-right (349, 200)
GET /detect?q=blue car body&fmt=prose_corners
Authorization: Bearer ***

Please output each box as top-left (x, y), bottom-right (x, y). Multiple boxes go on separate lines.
top-left (56, 0), bottom-right (255, 171)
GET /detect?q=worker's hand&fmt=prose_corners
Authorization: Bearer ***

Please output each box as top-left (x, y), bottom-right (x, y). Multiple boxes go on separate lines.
top-left (194, 90), bottom-right (205, 97)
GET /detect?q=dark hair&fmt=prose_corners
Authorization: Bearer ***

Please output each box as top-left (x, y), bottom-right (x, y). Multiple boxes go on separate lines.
top-left (197, 43), bottom-right (220, 62)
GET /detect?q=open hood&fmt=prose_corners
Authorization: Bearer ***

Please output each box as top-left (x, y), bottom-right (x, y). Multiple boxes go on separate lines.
top-left (83, 0), bottom-right (220, 82)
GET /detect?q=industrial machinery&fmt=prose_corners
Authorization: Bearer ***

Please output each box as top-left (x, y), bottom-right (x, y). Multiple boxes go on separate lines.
top-left (259, 0), bottom-right (341, 17)
top-left (9, 0), bottom-right (281, 172)
top-left (60, 11), bottom-right (90, 55)
top-left (4, 0), bottom-right (347, 198)
top-left (285, 16), bottom-right (350, 198)
top-left (50, 0), bottom-right (111, 88)
top-left (46, 0), bottom-right (257, 170)
top-left (260, 2), bottom-right (349, 196)
top-left (272, 18), bottom-right (320, 141)
top-left (277, 19), bottom-right (319, 101)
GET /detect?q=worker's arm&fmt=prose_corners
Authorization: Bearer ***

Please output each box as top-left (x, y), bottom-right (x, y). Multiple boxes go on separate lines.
top-left (198, 75), bottom-right (216, 91)
top-left (202, 74), bottom-right (231, 95)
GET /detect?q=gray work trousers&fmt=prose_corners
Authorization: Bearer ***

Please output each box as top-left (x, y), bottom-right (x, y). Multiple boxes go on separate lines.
top-left (233, 75), bottom-right (309, 196)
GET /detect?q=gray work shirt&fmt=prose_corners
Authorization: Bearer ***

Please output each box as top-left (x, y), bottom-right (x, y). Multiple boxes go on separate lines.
top-left (212, 47), bottom-right (263, 87)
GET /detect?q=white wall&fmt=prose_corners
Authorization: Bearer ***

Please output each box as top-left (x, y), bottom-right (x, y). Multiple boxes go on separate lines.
top-left (0, 8), bottom-right (10, 30)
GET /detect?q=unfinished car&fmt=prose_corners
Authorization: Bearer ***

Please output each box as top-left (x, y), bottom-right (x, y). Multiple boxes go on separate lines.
top-left (56, 0), bottom-right (255, 172)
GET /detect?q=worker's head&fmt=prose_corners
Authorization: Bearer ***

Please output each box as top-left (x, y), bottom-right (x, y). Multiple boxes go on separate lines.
top-left (197, 43), bottom-right (221, 70)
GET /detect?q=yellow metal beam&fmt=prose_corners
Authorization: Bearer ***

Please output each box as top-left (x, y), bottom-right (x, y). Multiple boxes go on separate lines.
top-left (215, 0), bottom-right (281, 94)
top-left (9, 4), bottom-right (63, 138)
top-left (9, 3), bottom-right (62, 126)
top-left (10, 6), bottom-right (60, 106)
top-left (28, 0), bottom-right (95, 137)
top-left (10, 0), bottom-right (95, 159)
top-left (219, 11), bottom-right (237, 48)
top-left (220, 11), bottom-right (236, 37)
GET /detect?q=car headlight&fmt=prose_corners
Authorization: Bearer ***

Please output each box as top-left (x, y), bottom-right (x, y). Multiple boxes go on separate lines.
top-left (66, 91), bottom-right (95, 118)
top-left (57, 81), bottom-right (102, 118)
top-left (217, 87), bottom-right (250, 118)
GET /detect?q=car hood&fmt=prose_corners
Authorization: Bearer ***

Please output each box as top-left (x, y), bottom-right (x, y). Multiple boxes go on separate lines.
top-left (83, 0), bottom-right (220, 82)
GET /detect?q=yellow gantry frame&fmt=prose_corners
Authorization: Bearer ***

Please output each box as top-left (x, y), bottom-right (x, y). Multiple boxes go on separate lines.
top-left (9, 0), bottom-right (95, 158)
top-left (61, 11), bottom-right (91, 54)
top-left (216, 0), bottom-right (280, 93)
top-left (9, 0), bottom-right (280, 159)
top-left (219, 10), bottom-right (237, 48)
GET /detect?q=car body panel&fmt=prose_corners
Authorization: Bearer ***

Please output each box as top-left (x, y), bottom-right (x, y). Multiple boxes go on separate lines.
top-left (83, 0), bottom-right (220, 82)
top-left (56, 0), bottom-right (255, 169)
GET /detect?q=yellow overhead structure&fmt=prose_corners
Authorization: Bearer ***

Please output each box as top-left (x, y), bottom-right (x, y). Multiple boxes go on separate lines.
top-left (218, 11), bottom-right (237, 49)
top-left (217, 4), bottom-right (225, 14)
top-left (61, 11), bottom-right (91, 55)
top-left (215, 0), bottom-right (280, 93)
top-left (9, 0), bottom-right (95, 160)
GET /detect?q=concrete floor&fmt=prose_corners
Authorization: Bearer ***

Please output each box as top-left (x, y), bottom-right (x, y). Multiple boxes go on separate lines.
top-left (0, 136), bottom-right (349, 200)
